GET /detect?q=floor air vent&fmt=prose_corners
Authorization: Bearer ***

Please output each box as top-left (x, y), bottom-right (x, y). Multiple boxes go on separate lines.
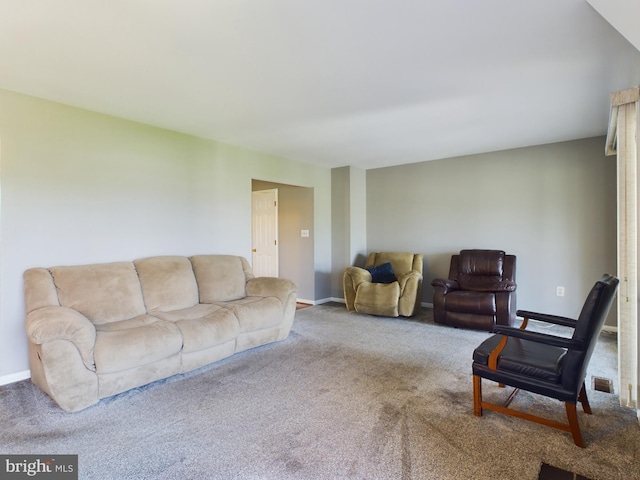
top-left (538, 463), bottom-right (590, 480)
top-left (591, 376), bottom-right (614, 394)
top-left (538, 463), bottom-right (589, 480)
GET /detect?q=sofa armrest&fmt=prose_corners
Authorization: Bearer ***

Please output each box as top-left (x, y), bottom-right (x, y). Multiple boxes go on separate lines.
top-left (246, 277), bottom-right (297, 304)
top-left (26, 306), bottom-right (96, 371)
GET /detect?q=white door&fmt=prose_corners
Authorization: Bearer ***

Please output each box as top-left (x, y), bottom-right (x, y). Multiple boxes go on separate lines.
top-left (251, 189), bottom-right (279, 277)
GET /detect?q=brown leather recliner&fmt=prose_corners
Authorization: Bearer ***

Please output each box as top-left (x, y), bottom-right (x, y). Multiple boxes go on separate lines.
top-left (431, 249), bottom-right (516, 331)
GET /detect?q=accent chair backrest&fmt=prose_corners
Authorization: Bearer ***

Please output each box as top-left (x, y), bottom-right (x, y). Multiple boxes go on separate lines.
top-left (562, 274), bottom-right (619, 392)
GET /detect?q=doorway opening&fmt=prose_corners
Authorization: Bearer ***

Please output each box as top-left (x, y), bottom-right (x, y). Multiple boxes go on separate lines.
top-left (251, 179), bottom-right (314, 303)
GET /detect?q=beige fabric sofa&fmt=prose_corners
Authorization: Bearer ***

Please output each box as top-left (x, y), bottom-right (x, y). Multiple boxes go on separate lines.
top-left (24, 254), bottom-right (297, 412)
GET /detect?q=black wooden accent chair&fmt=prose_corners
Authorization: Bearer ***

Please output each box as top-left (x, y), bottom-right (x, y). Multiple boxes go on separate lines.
top-left (472, 274), bottom-right (619, 447)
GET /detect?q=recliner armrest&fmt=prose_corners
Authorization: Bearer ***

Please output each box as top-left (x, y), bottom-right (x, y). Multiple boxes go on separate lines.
top-left (397, 270), bottom-right (422, 285)
top-left (431, 278), bottom-right (459, 293)
top-left (397, 270), bottom-right (422, 295)
top-left (493, 325), bottom-right (584, 350)
top-left (491, 280), bottom-right (517, 292)
top-left (462, 280), bottom-right (516, 292)
top-left (516, 310), bottom-right (577, 328)
top-left (344, 266), bottom-right (373, 287)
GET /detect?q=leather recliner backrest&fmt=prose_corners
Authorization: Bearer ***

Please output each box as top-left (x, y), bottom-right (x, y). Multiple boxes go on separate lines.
top-left (457, 249), bottom-right (505, 291)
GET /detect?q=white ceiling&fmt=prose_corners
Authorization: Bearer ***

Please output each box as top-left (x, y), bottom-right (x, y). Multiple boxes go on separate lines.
top-left (1, 0), bottom-right (639, 170)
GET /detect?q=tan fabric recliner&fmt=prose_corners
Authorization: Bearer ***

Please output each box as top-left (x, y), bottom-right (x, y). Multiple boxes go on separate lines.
top-left (343, 252), bottom-right (423, 317)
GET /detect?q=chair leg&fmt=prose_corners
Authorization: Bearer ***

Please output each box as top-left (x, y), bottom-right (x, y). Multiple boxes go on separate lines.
top-left (578, 383), bottom-right (592, 414)
top-left (565, 402), bottom-right (585, 448)
top-left (473, 375), bottom-right (483, 416)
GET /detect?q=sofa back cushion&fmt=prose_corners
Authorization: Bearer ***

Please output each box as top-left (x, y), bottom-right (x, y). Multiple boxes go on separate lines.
top-left (49, 262), bottom-right (146, 325)
top-left (190, 255), bottom-right (252, 302)
top-left (134, 256), bottom-right (199, 312)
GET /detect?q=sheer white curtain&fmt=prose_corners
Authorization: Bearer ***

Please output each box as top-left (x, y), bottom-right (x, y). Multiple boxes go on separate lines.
top-left (607, 87), bottom-right (640, 420)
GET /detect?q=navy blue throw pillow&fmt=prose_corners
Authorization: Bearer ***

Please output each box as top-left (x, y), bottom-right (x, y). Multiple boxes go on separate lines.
top-left (367, 262), bottom-right (397, 284)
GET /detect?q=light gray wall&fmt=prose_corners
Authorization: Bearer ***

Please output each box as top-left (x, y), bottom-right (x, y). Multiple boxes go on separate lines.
top-left (366, 137), bottom-right (617, 325)
top-left (252, 180), bottom-right (315, 302)
top-left (331, 168), bottom-right (350, 298)
top-left (330, 166), bottom-right (367, 299)
top-left (0, 88), bottom-right (332, 379)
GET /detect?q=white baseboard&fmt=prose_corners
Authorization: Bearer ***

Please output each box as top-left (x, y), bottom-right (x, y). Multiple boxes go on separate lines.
top-left (296, 298), bottom-right (316, 305)
top-left (297, 297), bottom-right (345, 306)
top-left (602, 325), bottom-right (618, 334)
top-left (313, 297), bottom-right (432, 308)
top-left (327, 297), bottom-right (345, 304)
top-left (0, 370), bottom-right (30, 386)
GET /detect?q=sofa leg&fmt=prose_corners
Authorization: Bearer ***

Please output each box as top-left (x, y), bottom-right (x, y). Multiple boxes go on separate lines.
top-left (473, 375), bottom-right (483, 416)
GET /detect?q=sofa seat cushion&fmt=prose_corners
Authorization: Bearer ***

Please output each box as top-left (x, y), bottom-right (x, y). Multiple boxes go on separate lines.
top-left (445, 290), bottom-right (496, 315)
top-left (220, 297), bottom-right (283, 333)
top-left (94, 315), bottom-right (182, 374)
top-left (152, 304), bottom-right (240, 353)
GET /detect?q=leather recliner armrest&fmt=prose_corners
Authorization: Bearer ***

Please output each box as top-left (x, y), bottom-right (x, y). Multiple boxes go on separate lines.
top-left (431, 278), bottom-right (459, 294)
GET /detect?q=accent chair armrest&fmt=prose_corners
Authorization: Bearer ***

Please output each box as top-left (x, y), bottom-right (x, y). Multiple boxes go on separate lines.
top-left (493, 325), bottom-right (584, 350)
top-left (516, 310), bottom-right (578, 328)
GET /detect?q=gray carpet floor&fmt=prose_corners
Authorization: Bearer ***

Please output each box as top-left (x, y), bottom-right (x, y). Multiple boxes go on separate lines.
top-left (1, 304), bottom-right (639, 479)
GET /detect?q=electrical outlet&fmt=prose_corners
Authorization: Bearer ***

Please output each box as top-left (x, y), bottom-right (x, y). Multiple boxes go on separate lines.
top-left (556, 286), bottom-right (565, 297)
